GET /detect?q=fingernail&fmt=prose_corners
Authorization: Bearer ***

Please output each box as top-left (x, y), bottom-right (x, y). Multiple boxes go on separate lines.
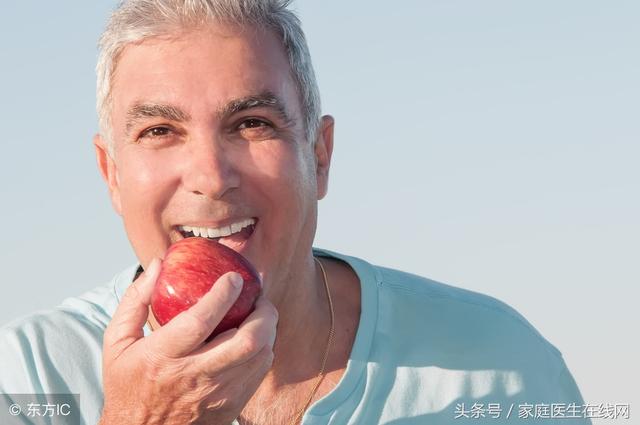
top-left (230, 273), bottom-right (243, 289)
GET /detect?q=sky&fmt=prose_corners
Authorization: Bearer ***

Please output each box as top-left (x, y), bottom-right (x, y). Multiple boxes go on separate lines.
top-left (1, 0), bottom-right (638, 417)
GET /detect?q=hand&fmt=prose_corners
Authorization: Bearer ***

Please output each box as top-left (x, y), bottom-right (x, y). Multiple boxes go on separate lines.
top-left (99, 258), bottom-right (278, 425)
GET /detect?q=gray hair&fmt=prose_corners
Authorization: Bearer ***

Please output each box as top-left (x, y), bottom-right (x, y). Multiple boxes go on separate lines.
top-left (96, 0), bottom-right (321, 156)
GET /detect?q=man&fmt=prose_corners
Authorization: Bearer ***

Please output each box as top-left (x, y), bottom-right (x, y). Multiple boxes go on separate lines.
top-left (0, 0), bottom-right (589, 424)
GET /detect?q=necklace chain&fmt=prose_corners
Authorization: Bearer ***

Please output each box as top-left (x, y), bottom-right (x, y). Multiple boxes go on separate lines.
top-left (287, 256), bottom-right (335, 425)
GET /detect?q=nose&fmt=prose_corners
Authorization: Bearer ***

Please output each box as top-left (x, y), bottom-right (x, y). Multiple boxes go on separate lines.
top-left (181, 136), bottom-right (240, 200)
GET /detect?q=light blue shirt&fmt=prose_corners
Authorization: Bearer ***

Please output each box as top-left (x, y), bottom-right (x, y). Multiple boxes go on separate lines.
top-left (0, 248), bottom-right (589, 424)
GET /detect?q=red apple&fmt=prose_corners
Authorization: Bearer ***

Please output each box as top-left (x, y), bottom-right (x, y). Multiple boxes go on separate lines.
top-left (150, 237), bottom-right (261, 340)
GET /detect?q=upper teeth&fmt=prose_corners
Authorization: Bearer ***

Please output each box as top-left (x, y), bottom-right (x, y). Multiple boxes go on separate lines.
top-left (179, 218), bottom-right (255, 238)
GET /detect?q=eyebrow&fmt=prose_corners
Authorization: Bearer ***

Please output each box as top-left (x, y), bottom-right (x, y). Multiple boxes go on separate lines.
top-left (125, 103), bottom-right (191, 135)
top-left (124, 91), bottom-right (296, 136)
top-left (218, 91), bottom-right (295, 126)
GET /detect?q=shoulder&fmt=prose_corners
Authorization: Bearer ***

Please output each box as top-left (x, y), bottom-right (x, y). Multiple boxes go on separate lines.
top-left (370, 264), bottom-right (585, 403)
top-left (0, 264), bottom-right (137, 394)
top-left (374, 265), bottom-right (563, 361)
top-left (377, 266), bottom-right (547, 336)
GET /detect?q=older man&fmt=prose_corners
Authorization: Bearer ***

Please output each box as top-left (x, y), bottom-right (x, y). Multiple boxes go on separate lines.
top-left (0, 1), bottom-right (589, 424)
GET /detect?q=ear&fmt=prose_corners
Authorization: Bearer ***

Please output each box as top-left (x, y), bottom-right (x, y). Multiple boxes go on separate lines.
top-left (314, 115), bottom-right (335, 200)
top-left (93, 134), bottom-right (123, 216)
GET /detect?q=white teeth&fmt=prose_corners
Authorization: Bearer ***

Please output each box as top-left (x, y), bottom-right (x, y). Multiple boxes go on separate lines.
top-left (221, 225), bottom-right (233, 237)
top-left (179, 218), bottom-right (255, 239)
top-left (208, 225), bottom-right (232, 238)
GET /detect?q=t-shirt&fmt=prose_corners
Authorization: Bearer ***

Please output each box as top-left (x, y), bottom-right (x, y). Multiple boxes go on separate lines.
top-left (0, 248), bottom-right (590, 424)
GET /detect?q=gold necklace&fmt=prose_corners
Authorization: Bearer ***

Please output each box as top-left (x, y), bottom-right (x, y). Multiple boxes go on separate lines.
top-left (287, 256), bottom-right (335, 425)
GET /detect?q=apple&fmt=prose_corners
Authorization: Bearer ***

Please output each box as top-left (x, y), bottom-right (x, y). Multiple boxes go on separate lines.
top-left (150, 237), bottom-right (261, 340)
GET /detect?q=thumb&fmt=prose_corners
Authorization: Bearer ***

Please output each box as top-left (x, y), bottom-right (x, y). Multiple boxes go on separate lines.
top-left (104, 258), bottom-right (161, 354)
top-left (146, 271), bottom-right (244, 358)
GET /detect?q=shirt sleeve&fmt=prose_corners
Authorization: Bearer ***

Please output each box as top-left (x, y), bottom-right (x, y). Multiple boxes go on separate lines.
top-left (0, 310), bottom-right (105, 425)
top-left (0, 322), bottom-right (59, 425)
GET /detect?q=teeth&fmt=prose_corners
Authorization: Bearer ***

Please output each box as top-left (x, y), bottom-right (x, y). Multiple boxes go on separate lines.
top-left (209, 226), bottom-right (231, 238)
top-left (179, 218), bottom-right (255, 239)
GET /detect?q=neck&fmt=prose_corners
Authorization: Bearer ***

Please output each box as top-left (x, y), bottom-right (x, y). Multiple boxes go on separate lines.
top-left (262, 254), bottom-right (332, 386)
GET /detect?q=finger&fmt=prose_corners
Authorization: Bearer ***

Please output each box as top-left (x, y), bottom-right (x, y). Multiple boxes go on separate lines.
top-left (190, 327), bottom-right (239, 357)
top-left (237, 297), bottom-right (279, 350)
top-left (196, 296), bottom-right (278, 370)
top-left (105, 258), bottom-right (162, 347)
top-left (146, 271), bottom-right (244, 358)
top-left (193, 296), bottom-right (277, 357)
top-left (225, 345), bottom-right (275, 400)
top-left (198, 345), bottom-right (274, 413)
top-left (244, 345), bottom-right (275, 384)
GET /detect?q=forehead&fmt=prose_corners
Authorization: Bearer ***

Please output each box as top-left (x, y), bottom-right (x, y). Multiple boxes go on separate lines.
top-left (110, 24), bottom-right (300, 129)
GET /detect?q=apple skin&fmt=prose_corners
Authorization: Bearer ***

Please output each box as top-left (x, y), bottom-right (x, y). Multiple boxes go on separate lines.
top-left (150, 237), bottom-right (261, 340)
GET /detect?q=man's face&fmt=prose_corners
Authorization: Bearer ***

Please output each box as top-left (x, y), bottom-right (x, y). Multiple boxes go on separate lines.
top-left (95, 25), bottom-right (333, 289)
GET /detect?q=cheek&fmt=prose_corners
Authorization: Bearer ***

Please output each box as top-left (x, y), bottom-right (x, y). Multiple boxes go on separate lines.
top-left (117, 152), bottom-right (178, 222)
top-left (245, 143), bottom-right (317, 232)
top-left (247, 142), bottom-right (315, 197)
top-left (116, 151), bottom-right (181, 263)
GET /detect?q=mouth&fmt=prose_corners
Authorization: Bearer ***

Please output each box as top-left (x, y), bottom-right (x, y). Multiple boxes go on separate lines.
top-left (175, 217), bottom-right (257, 252)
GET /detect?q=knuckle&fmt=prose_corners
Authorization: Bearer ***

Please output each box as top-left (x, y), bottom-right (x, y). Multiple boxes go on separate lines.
top-left (123, 282), bottom-right (143, 303)
top-left (236, 334), bottom-right (263, 358)
top-left (251, 346), bottom-right (274, 377)
top-left (103, 320), bottom-right (126, 346)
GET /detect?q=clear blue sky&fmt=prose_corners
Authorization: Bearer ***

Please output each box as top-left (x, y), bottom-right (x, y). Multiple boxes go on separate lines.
top-left (1, 0), bottom-right (638, 412)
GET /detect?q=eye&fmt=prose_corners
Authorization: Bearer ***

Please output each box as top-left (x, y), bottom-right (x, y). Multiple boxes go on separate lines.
top-left (140, 126), bottom-right (172, 139)
top-left (238, 119), bottom-right (270, 130)
top-left (235, 118), bottom-right (276, 141)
